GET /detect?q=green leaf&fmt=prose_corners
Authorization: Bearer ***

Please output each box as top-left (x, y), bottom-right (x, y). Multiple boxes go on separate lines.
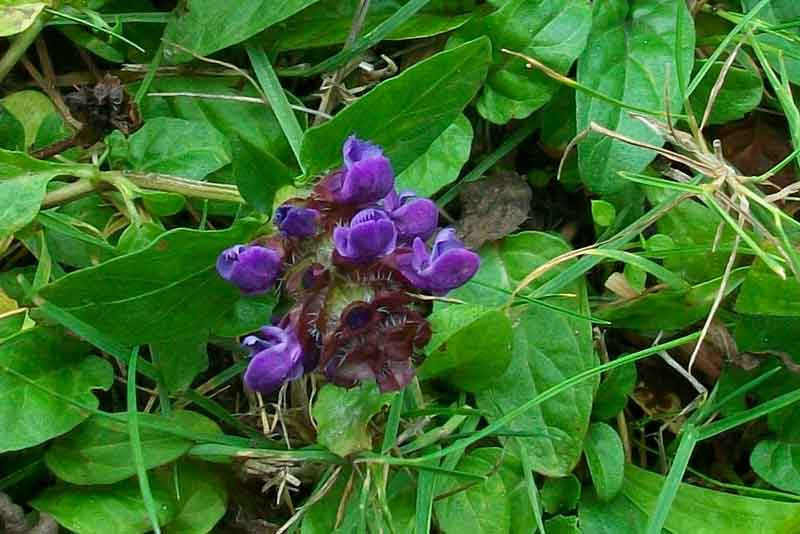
top-left (45, 411), bottom-right (219, 485)
top-left (139, 77), bottom-right (296, 213)
top-left (300, 37), bottom-right (491, 176)
top-left (159, 460), bottom-right (228, 534)
top-left (544, 515), bottom-right (581, 534)
top-left (38, 222), bottom-right (258, 346)
top-left (212, 292), bottom-right (277, 338)
top-left (742, 0), bottom-right (800, 85)
top-left (0, 149), bottom-right (93, 238)
top-left (576, 0), bottom-right (695, 197)
top-left (623, 464), bottom-right (800, 533)
top-left (592, 361), bottom-right (636, 421)
top-left (59, 25), bottom-right (126, 63)
top-left (689, 60), bottom-right (763, 125)
top-left (271, 0), bottom-right (475, 51)
top-left (32, 477), bottom-right (177, 534)
top-left (0, 327), bottom-right (113, 453)
top-left (109, 117), bottom-right (231, 180)
top-left (450, 231), bottom-right (596, 476)
top-left (595, 268), bottom-right (748, 331)
top-left (541, 475), bottom-right (581, 515)
top-left (584, 422), bottom-right (625, 501)
top-left (0, 2), bottom-right (44, 37)
top-left (434, 447), bottom-right (511, 534)
top-left (395, 114), bottom-right (473, 197)
top-left (150, 335), bottom-right (208, 393)
top-left (452, 0), bottom-right (591, 124)
top-left (751, 439), bottom-right (800, 494)
top-left (579, 488), bottom-right (653, 534)
top-left (163, 0), bottom-right (320, 63)
top-left (0, 103), bottom-right (25, 150)
top-left (420, 304), bottom-right (513, 392)
top-left (736, 260), bottom-right (800, 316)
top-left (1, 90), bottom-right (56, 147)
top-left (591, 200), bottom-right (617, 227)
top-left (313, 382), bottom-right (392, 457)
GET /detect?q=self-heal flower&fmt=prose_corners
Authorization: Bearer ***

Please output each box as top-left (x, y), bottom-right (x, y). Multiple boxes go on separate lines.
top-left (397, 228), bottom-right (480, 295)
top-left (216, 244), bottom-right (282, 295)
top-left (333, 208), bottom-right (397, 263)
top-left (328, 136), bottom-right (394, 205)
top-left (274, 204), bottom-right (319, 238)
top-left (243, 325), bottom-right (305, 393)
top-left (381, 190), bottom-right (438, 242)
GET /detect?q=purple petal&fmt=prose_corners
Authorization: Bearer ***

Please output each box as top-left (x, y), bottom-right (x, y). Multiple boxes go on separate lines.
top-left (431, 228), bottom-right (464, 259)
top-left (411, 237), bottom-right (429, 272)
top-left (275, 205), bottom-right (319, 238)
top-left (334, 136), bottom-right (394, 205)
top-left (391, 198), bottom-right (438, 241)
top-left (381, 189), bottom-right (401, 211)
top-left (347, 219), bottom-right (397, 261)
top-left (244, 352), bottom-right (295, 393)
top-left (422, 248), bottom-right (480, 294)
top-left (216, 245), bottom-right (282, 295)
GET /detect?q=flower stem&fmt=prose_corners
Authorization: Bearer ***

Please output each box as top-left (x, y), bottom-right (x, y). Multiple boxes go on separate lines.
top-left (120, 171), bottom-right (245, 203)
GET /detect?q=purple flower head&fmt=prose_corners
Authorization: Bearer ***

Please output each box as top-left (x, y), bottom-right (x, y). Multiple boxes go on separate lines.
top-left (274, 204), bottom-right (319, 238)
top-left (398, 228), bottom-right (480, 295)
top-left (243, 325), bottom-right (305, 393)
top-left (216, 244), bottom-right (282, 295)
top-left (381, 190), bottom-right (438, 242)
top-left (333, 208), bottom-right (397, 263)
top-left (328, 136), bottom-right (395, 205)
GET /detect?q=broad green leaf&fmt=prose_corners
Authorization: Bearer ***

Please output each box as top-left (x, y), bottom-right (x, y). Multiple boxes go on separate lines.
top-left (0, 103), bottom-right (24, 150)
top-left (734, 314), bottom-right (800, 361)
top-left (751, 440), bottom-right (800, 494)
top-left (583, 422), bottom-right (625, 501)
top-left (163, 0), bottom-right (320, 63)
top-left (0, 2), bottom-right (44, 37)
top-left (271, 0), bottom-right (475, 51)
top-left (300, 37), bottom-right (491, 176)
top-left (0, 327), bottom-right (113, 452)
top-left (648, 192), bottom-right (735, 284)
top-left (576, 0), bottom-right (695, 197)
top-left (32, 473), bottom-right (177, 534)
top-left (452, 0), bottom-right (591, 124)
top-left (419, 304), bottom-right (513, 392)
top-left (395, 114), bottom-right (473, 197)
top-left (689, 60), bottom-right (763, 125)
top-left (434, 447), bottom-right (511, 534)
top-left (159, 460), bottom-right (228, 534)
top-left (212, 292), bottom-right (278, 338)
top-left (45, 411), bottom-right (219, 485)
top-left (595, 268), bottom-right (748, 331)
top-left (140, 77), bottom-right (296, 213)
top-left (544, 515), bottom-right (581, 534)
top-left (1, 90), bottom-right (55, 146)
top-left (0, 149), bottom-right (95, 238)
top-left (579, 488), bottom-right (654, 534)
top-left (59, 25), bottom-right (125, 63)
top-left (450, 231), bottom-right (596, 476)
top-left (150, 335), bottom-right (208, 393)
top-left (109, 117), bottom-right (231, 180)
top-left (736, 260), bottom-right (800, 316)
top-left (592, 361), bottom-right (636, 420)
top-left (313, 382), bottom-right (392, 457)
top-left (301, 468), bottom-right (355, 534)
top-left (38, 222), bottom-right (258, 346)
top-left (624, 464), bottom-right (800, 533)
top-left (541, 474), bottom-right (581, 515)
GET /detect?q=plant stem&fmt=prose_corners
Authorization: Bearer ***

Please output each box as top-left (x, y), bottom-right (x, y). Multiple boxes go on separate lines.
top-left (41, 179), bottom-right (100, 208)
top-left (121, 171), bottom-right (245, 203)
top-left (0, 14), bottom-right (46, 83)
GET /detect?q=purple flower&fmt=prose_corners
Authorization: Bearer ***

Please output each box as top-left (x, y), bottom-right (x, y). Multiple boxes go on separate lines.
top-left (397, 229), bottom-right (480, 295)
top-left (216, 244), bottom-right (282, 295)
top-left (333, 208), bottom-right (397, 263)
top-left (381, 190), bottom-right (438, 242)
top-left (328, 136), bottom-right (395, 205)
top-left (274, 204), bottom-right (319, 238)
top-left (243, 325), bottom-right (305, 393)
